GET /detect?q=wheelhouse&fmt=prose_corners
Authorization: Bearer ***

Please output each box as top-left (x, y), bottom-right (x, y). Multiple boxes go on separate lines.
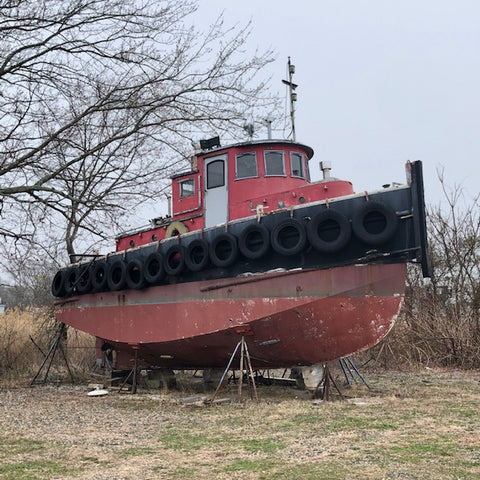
top-left (115, 140), bottom-right (354, 251)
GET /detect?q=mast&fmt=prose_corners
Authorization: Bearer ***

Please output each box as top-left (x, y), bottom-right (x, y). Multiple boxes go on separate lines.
top-left (282, 57), bottom-right (298, 141)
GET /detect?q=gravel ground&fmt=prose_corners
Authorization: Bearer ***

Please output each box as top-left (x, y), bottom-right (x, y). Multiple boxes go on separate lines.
top-left (0, 379), bottom-right (304, 479)
top-left (0, 384), bottom-right (176, 479)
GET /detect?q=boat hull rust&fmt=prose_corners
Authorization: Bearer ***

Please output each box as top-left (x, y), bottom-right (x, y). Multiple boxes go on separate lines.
top-left (55, 263), bottom-right (406, 369)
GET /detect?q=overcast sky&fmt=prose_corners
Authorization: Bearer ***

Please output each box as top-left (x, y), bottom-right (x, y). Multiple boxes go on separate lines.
top-left (197, 0), bottom-right (480, 206)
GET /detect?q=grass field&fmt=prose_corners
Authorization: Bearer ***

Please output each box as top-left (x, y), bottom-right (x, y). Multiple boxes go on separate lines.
top-left (0, 368), bottom-right (479, 479)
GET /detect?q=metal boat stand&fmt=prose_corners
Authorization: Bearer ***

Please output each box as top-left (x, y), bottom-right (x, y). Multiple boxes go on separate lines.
top-left (118, 344), bottom-right (139, 394)
top-left (312, 364), bottom-right (344, 401)
top-left (30, 322), bottom-right (74, 386)
top-left (339, 357), bottom-right (371, 390)
top-left (210, 336), bottom-right (259, 403)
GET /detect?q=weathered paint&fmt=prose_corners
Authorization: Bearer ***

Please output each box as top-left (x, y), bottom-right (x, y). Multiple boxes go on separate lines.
top-left (55, 263), bottom-right (406, 369)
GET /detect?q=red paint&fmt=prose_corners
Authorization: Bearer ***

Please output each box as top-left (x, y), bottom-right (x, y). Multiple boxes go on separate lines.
top-left (56, 263), bottom-right (406, 369)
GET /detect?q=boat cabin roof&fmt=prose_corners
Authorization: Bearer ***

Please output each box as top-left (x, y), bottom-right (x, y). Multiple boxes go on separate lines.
top-left (195, 139), bottom-right (314, 161)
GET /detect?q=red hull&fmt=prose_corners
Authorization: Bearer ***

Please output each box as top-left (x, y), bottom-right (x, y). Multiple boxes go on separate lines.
top-left (55, 263), bottom-right (406, 369)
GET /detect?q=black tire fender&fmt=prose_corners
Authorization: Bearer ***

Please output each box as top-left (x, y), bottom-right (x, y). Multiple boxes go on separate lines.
top-left (51, 269), bottom-right (66, 298)
top-left (238, 224), bottom-right (270, 259)
top-left (77, 264), bottom-right (93, 294)
top-left (307, 210), bottom-right (352, 253)
top-left (64, 267), bottom-right (78, 296)
top-left (271, 218), bottom-right (307, 255)
top-left (352, 201), bottom-right (398, 246)
top-left (209, 233), bottom-right (238, 268)
top-left (91, 260), bottom-right (108, 292)
top-left (125, 258), bottom-right (146, 290)
top-left (164, 244), bottom-right (185, 276)
top-left (144, 252), bottom-right (165, 284)
top-left (185, 239), bottom-right (209, 272)
top-left (107, 260), bottom-right (127, 291)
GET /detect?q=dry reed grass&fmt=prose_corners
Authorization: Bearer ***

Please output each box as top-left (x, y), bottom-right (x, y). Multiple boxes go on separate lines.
top-left (370, 304), bottom-right (480, 370)
top-left (0, 308), bottom-right (95, 381)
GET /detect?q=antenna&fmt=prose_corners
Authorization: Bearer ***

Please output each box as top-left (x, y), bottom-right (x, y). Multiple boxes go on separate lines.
top-left (282, 57), bottom-right (298, 142)
top-left (243, 122), bottom-right (254, 139)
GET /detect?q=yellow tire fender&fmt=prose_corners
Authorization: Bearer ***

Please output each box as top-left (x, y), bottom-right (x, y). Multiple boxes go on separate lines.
top-left (165, 220), bottom-right (188, 238)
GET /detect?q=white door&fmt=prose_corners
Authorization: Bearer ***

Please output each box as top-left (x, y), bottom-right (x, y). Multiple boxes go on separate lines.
top-left (204, 155), bottom-right (228, 227)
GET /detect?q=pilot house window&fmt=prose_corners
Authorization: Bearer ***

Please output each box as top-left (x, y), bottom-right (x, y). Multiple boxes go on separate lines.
top-left (265, 151), bottom-right (285, 176)
top-left (236, 152), bottom-right (257, 179)
top-left (291, 153), bottom-right (305, 178)
top-left (180, 178), bottom-right (195, 197)
top-left (206, 159), bottom-right (225, 189)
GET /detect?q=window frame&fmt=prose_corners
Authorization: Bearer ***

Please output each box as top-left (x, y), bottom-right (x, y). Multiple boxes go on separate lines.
top-left (179, 177), bottom-right (195, 198)
top-left (290, 152), bottom-right (305, 179)
top-left (235, 152), bottom-right (258, 180)
top-left (264, 150), bottom-right (286, 177)
top-left (306, 159), bottom-right (311, 182)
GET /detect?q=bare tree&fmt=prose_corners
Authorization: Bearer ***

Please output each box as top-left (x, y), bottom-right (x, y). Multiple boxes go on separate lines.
top-left (0, 0), bottom-right (277, 260)
top-left (429, 178), bottom-right (480, 315)
top-left (388, 175), bottom-right (480, 368)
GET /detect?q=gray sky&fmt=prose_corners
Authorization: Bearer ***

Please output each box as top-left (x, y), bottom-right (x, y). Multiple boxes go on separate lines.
top-left (198, 0), bottom-right (480, 206)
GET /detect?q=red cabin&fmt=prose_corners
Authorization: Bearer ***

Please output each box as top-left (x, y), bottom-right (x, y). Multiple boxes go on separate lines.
top-left (116, 140), bottom-right (354, 251)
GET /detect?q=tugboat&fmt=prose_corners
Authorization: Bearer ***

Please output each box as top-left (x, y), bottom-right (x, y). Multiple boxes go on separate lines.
top-left (52, 63), bottom-right (430, 373)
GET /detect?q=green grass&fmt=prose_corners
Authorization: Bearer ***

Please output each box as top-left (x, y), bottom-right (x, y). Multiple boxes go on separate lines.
top-left (267, 462), bottom-right (345, 480)
top-left (292, 409), bottom-right (399, 433)
top-left (223, 460), bottom-right (346, 480)
top-left (118, 446), bottom-right (158, 457)
top-left (388, 439), bottom-right (457, 463)
top-left (0, 460), bottom-right (72, 480)
top-left (0, 437), bottom-right (45, 459)
top-left (224, 459), bottom-right (269, 473)
top-left (242, 438), bottom-right (285, 453)
top-left (158, 430), bottom-right (223, 451)
top-left (170, 466), bottom-right (199, 479)
top-left (0, 435), bottom-right (78, 480)
top-left (158, 428), bottom-right (285, 455)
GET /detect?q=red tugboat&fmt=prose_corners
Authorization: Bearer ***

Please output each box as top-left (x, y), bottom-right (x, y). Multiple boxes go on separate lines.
top-left (52, 61), bottom-right (430, 373)
top-left (52, 134), bottom-right (430, 371)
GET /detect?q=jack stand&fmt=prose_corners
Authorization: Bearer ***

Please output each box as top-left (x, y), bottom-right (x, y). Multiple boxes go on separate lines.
top-left (374, 341), bottom-right (396, 368)
top-left (312, 364), bottom-right (344, 401)
top-left (339, 357), bottom-right (371, 390)
top-left (30, 323), bottom-right (74, 386)
top-left (210, 336), bottom-right (259, 403)
top-left (119, 345), bottom-right (139, 394)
